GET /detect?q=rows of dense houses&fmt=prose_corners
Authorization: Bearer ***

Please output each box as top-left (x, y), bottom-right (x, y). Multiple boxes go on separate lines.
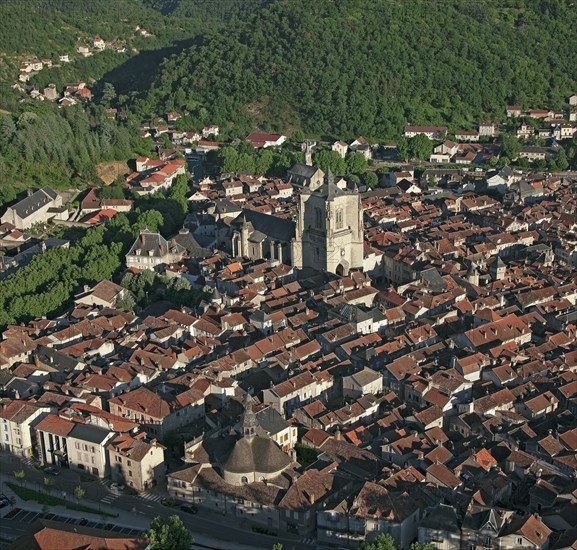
top-left (1, 152), bottom-right (577, 548)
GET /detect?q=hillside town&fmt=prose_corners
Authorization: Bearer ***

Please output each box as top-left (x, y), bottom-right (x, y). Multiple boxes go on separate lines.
top-left (1, 92), bottom-right (577, 550)
top-left (10, 26), bottom-right (152, 106)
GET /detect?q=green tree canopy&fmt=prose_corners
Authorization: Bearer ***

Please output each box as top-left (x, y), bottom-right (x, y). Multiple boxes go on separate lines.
top-left (146, 515), bottom-right (193, 550)
top-left (345, 152), bottom-right (368, 176)
top-left (408, 134), bottom-right (433, 160)
top-left (502, 134), bottom-right (522, 160)
top-left (135, 209), bottom-right (164, 233)
top-left (359, 533), bottom-right (397, 550)
top-left (363, 171), bottom-right (379, 188)
top-left (313, 149), bottom-right (346, 175)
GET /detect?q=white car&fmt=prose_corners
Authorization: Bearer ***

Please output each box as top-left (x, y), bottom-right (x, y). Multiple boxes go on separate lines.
top-left (110, 482), bottom-right (125, 492)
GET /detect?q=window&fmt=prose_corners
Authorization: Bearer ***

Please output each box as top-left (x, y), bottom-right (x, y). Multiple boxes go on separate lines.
top-left (129, 470), bottom-right (133, 477)
top-left (127, 460), bottom-right (131, 467)
top-left (315, 207), bottom-right (322, 228)
top-left (75, 442), bottom-right (80, 450)
top-left (336, 208), bottom-right (343, 229)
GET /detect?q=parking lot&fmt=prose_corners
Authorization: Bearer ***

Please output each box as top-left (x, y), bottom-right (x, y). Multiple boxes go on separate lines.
top-left (3, 507), bottom-right (144, 537)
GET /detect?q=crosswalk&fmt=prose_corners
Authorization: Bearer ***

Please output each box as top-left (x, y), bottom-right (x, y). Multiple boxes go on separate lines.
top-left (98, 479), bottom-right (118, 504)
top-left (140, 491), bottom-right (163, 503)
top-left (97, 480), bottom-right (163, 504)
top-left (101, 492), bottom-right (119, 504)
top-left (22, 456), bottom-right (37, 467)
top-left (300, 538), bottom-right (315, 545)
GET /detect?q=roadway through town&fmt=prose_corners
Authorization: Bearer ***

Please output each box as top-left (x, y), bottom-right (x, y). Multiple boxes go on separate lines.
top-left (0, 453), bottom-right (317, 550)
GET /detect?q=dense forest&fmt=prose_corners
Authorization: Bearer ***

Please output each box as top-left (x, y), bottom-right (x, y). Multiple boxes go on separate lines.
top-left (0, 0), bottom-right (267, 110)
top-left (136, 0), bottom-right (577, 141)
top-left (0, 105), bottom-right (153, 204)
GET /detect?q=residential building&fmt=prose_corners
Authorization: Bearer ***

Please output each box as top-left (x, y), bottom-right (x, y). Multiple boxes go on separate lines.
top-left (107, 432), bottom-right (165, 491)
top-left (0, 187), bottom-right (64, 229)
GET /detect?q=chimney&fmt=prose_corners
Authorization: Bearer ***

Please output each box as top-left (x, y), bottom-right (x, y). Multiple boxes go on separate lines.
top-left (140, 233), bottom-right (145, 244)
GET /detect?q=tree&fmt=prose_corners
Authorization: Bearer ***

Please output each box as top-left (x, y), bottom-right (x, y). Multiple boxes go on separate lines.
top-left (255, 148), bottom-right (274, 175)
top-left (101, 184), bottom-right (125, 199)
top-left (135, 209), bottom-right (164, 234)
top-left (345, 152), bottom-right (368, 176)
top-left (101, 83), bottom-right (117, 105)
top-left (13, 469), bottom-right (25, 486)
top-left (43, 476), bottom-right (54, 494)
top-left (272, 544), bottom-right (283, 550)
top-left (503, 134), bottom-right (521, 160)
top-left (363, 171), bottom-right (379, 188)
top-left (535, 158), bottom-right (547, 171)
top-left (396, 137), bottom-right (410, 162)
top-left (313, 150), bottom-right (346, 175)
top-left (74, 485), bottom-right (85, 502)
top-left (291, 130), bottom-right (304, 143)
top-left (409, 134), bottom-right (433, 160)
top-left (0, 115), bottom-right (16, 142)
top-left (359, 533), bottom-right (397, 550)
top-left (117, 292), bottom-right (136, 312)
top-left (146, 515), bottom-right (193, 550)
top-left (555, 148), bottom-right (569, 171)
top-left (218, 146), bottom-right (239, 173)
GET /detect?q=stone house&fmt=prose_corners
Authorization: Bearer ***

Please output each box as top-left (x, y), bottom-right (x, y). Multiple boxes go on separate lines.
top-left (342, 367), bottom-right (383, 399)
top-left (0, 399), bottom-right (52, 456)
top-left (108, 385), bottom-right (205, 439)
top-left (107, 432), bottom-right (165, 491)
top-left (0, 187), bottom-right (64, 229)
top-left (126, 230), bottom-right (186, 271)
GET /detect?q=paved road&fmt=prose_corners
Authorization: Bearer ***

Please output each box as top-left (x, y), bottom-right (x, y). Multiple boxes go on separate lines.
top-left (0, 453), bottom-right (315, 550)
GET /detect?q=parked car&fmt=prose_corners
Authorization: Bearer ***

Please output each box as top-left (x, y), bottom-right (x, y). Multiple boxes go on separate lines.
top-left (180, 504), bottom-right (198, 514)
top-left (110, 482), bottom-right (125, 492)
top-left (43, 467), bottom-right (60, 476)
top-left (0, 494), bottom-right (11, 508)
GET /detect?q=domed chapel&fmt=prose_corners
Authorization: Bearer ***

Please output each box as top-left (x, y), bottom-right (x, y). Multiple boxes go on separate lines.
top-left (220, 394), bottom-right (292, 486)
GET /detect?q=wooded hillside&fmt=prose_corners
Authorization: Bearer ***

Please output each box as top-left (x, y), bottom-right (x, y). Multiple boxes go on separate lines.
top-left (136, 0), bottom-right (577, 140)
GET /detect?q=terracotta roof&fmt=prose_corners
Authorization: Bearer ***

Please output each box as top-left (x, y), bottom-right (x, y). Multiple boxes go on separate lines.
top-left (35, 414), bottom-right (76, 436)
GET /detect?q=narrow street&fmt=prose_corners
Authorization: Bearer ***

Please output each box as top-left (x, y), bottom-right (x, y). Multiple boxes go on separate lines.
top-left (0, 453), bottom-right (316, 550)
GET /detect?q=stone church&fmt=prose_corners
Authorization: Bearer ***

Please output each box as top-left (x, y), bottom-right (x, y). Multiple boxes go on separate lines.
top-left (291, 168), bottom-right (364, 275)
top-left (229, 209), bottom-right (295, 265)
top-left (227, 167), bottom-right (364, 275)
